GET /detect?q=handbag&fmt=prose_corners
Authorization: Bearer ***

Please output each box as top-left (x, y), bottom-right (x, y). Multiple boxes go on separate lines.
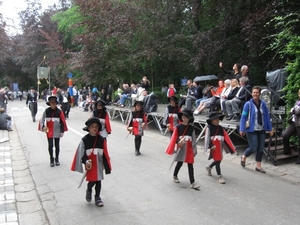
top-left (245, 102), bottom-right (251, 128)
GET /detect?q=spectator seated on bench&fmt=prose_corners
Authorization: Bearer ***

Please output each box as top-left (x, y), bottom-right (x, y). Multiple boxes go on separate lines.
top-left (132, 84), bottom-right (145, 107)
top-left (195, 84), bottom-right (211, 108)
top-left (210, 79), bottom-right (231, 112)
top-left (221, 79), bottom-right (239, 116)
top-left (225, 77), bottom-right (252, 122)
top-left (194, 80), bottom-right (224, 115)
top-left (184, 81), bottom-right (202, 111)
top-left (117, 84), bottom-right (132, 108)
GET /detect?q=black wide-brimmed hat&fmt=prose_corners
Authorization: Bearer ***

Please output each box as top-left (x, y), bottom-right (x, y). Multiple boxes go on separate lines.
top-left (83, 117), bottom-right (102, 132)
top-left (46, 96), bottom-right (58, 106)
top-left (178, 109), bottom-right (194, 123)
top-left (94, 100), bottom-right (106, 110)
top-left (168, 96), bottom-right (178, 104)
top-left (30, 86), bottom-right (34, 90)
top-left (206, 111), bottom-right (225, 124)
top-left (134, 101), bottom-right (144, 107)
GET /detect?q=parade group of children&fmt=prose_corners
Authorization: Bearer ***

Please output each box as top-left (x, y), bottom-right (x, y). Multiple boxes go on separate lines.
top-left (39, 92), bottom-right (236, 208)
top-left (164, 95), bottom-right (236, 188)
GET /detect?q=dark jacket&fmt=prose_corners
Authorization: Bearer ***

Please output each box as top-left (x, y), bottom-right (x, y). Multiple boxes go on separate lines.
top-left (26, 91), bottom-right (38, 104)
top-left (227, 87), bottom-right (240, 100)
top-left (0, 112), bottom-right (11, 130)
top-left (236, 84), bottom-right (252, 102)
top-left (221, 67), bottom-right (240, 80)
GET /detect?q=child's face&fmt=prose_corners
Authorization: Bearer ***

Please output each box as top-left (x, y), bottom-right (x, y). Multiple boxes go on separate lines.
top-left (211, 118), bottom-right (219, 125)
top-left (181, 115), bottom-right (189, 124)
top-left (170, 99), bottom-right (175, 106)
top-left (88, 123), bottom-right (99, 136)
top-left (135, 104), bottom-right (142, 111)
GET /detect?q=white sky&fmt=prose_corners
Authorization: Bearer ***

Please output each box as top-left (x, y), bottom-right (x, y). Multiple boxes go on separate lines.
top-left (0, 0), bottom-right (59, 35)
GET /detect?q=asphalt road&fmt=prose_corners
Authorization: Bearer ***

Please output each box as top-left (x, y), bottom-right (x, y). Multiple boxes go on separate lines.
top-left (7, 99), bottom-right (300, 225)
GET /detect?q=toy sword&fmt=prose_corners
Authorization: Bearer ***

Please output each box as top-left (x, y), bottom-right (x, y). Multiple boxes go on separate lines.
top-left (77, 170), bottom-right (87, 188)
top-left (169, 137), bottom-right (185, 170)
top-left (169, 147), bottom-right (181, 171)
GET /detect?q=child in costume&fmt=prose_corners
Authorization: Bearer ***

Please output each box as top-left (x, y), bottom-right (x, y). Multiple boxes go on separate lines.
top-left (204, 112), bottom-right (236, 184)
top-left (38, 96), bottom-right (68, 167)
top-left (127, 101), bottom-right (147, 156)
top-left (91, 100), bottom-right (112, 138)
top-left (71, 117), bottom-right (112, 207)
top-left (165, 109), bottom-right (200, 190)
top-left (163, 96), bottom-right (181, 137)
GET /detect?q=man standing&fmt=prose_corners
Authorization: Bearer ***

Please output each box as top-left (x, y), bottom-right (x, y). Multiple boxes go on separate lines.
top-left (73, 86), bottom-right (78, 107)
top-left (107, 84), bottom-right (112, 104)
top-left (26, 86), bottom-right (38, 122)
top-left (236, 65), bottom-right (251, 85)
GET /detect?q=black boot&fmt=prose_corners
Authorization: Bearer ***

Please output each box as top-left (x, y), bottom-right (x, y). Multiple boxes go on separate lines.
top-left (50, 157), bottom-right (54, 167)
top-left (55, 148), bottom-right (60, 166)
top-left (86, 190), bottom-right (92, 202)
top-left (135, 150), bottom-right (141, 156)
top-left (55, 158), bottom-right (60, 166)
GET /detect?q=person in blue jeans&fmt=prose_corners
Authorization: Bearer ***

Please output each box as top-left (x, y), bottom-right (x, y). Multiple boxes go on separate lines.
top-left (119, 84), bottom-right (136, 107)
top-left (239, 86), bottom-right (274, 173)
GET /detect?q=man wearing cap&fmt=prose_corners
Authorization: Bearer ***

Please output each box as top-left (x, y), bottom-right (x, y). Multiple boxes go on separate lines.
top-left (38, 96), bottom-right (68, 167)
top-left (26, 86), bottom-right (38, 122)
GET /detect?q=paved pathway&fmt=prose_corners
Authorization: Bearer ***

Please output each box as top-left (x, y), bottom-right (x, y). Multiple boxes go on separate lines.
top-left (0, 130), bottom-right (18, 225)
top-left (1, 103), bottom-right (300, 225)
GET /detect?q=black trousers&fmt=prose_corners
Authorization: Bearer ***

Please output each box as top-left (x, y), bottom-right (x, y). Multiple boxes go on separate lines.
top-left (283, 122), bottom-right (300, 157)
top-left (47, 138), bottom-right (60, 161)
top-left (134, 135), bottom-right (142, 151)
top-left (87, 181), bottom-right (102, 197)
top-left (209, 160), bottom-right (221, 175)
top-left (173, 162), bottom-right (195, 184)
top-left (29, 102), bottom-right (37, 118)
top-left (61, 102), bottom-right (70, 117)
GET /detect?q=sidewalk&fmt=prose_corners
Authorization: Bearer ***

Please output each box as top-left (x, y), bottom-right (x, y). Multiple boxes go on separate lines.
top-left (0, 124), bottom-right (47, 225)
top-left (0, 130), bottom-right (17, 225)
